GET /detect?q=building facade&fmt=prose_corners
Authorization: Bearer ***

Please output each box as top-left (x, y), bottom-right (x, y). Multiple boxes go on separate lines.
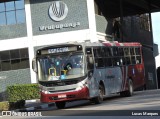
top-left (0, 0), bottom-right (157, 100)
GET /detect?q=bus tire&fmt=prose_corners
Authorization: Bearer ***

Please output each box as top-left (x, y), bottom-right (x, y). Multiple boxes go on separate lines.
top-left (127, 79), bottom-right (133, 96)
top-left (120, 79), bottom-right (133, 97)
top-left (55, 101), bottom-right (66, 109)
top-left (93, 85), bottom-right (104, 104)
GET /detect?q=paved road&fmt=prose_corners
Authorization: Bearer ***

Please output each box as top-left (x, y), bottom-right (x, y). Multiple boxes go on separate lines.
top-left (2, 89), bottom-right (160, 119)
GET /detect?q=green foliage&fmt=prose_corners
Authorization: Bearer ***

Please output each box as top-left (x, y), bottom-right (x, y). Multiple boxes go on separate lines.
top-left (0, 101), bottom-right (9, 111)
top-left (7, 84), bottom-right (40, 103)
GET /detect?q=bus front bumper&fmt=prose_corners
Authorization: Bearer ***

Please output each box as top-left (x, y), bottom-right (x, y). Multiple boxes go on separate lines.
top-left (40, 86), bottom-right (89, 103)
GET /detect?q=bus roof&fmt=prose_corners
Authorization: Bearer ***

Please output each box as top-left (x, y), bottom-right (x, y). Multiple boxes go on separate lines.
top-left (37, 41), bottom-right (142, 51)
top-left (102, 41), bottom-right (141, 47)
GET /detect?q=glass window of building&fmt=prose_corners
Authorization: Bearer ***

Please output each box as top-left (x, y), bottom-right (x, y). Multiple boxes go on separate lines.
top-left (20, 48), bottom-right (29, 58)
top-left (0, 3), bottom-right (5, 12)
top-left (6, 11), bottom-right (16, 25)
top-left (0, 0), bottom-right (26, 26)
top-left (1, 51), bottom-right (10, 60)
top-left (1, 60), bottom-right (11, 71)
top-left (0, 48), bottom-right (29, 71)
top-left (6, 1), bottom-right (15, 11)
top-left (10, 49), bottom-right (20, 59)
top-left (0, 12), bottom-right (6, 25)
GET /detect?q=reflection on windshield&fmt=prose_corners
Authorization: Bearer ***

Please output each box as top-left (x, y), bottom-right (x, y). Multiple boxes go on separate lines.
top-left (37, 54), bottom-right (84, 81)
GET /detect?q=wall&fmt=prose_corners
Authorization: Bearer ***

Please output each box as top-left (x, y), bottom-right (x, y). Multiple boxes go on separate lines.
top-left (30, 0), bottom-right (89, 36)
top-left (95, 14), bottom-right (108, 34)
top-left (0, 24), bottom-right (27, 40)
top-left (0, 69), bottom-right (31, 101)
top-left (143, 47), bottom-right (157, 89)
top-left (121, 16), bottom-right (157, 89)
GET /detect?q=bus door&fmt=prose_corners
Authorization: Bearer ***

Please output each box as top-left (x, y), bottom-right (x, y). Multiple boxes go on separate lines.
top-left (113, 58), bottom-right (123, 93)
top-left (105, 67), bottom-right (116, 94)
top-left (105, 56), bottom-right (123, 94)
top-left (86, 48), bottom-right (99, 98)
top-left (105, 67), bottom-right (122, 94)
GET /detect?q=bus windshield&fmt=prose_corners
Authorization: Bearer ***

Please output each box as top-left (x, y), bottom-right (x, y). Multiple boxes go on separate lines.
top-left (37, 54), bottom-right (85, 81)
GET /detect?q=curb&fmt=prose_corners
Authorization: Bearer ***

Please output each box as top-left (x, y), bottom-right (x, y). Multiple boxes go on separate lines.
top-left (14, 102), bottom-right (55, 112)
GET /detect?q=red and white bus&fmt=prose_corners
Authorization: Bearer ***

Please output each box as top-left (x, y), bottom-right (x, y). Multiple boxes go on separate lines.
top-left (32, 41), bottom-right (145, 109)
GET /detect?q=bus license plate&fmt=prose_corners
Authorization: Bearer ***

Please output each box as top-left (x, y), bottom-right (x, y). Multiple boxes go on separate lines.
top-left (58, 94), bottom-right (66, 98)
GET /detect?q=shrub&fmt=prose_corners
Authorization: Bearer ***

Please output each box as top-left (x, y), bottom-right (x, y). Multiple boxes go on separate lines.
top-left (7, 83), bottom-right (40, 103)
top-left (0, 101), bottom-right (9, 111)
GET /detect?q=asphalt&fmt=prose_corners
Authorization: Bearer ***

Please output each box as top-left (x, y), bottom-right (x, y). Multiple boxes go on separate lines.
top-left (13, 89), bottom-right (160, 112)
top-left (14, 99), bottom-right (55, 112)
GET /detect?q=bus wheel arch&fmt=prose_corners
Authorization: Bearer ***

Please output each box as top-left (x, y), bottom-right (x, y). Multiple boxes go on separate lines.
top-left (55, 101), bottom-right (66, 109)
top-left (99, 81), bottom-right (105, 95)
top-left (92, 81), bottom-right (105, 104)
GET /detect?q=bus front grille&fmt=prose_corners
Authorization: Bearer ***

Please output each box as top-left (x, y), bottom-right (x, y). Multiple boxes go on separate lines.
top-left (40, 80), bottom-right (79, 87)
top-left (49, 88), bottom-right (76, 93)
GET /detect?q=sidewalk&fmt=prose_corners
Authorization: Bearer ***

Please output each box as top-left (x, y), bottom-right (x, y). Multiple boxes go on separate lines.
top-left (14, 99), bottom-right (55, 112)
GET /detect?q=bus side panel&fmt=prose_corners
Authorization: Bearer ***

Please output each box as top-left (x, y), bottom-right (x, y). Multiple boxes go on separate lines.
top-left (89, 69), bottom-right (103, 98)
top-left (105, 67), bottom-right (123, 94)
top-left (123, 64), bottom-right (145, 91)
top-left (91, 67), bottom-right (123, 96)
top-left (128, 64), bottom-right (145, 90)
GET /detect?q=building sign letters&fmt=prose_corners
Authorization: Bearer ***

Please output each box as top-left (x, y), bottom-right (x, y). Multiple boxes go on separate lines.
top-left (39, 22), bottom-right (80, 31)
top-left (39, 1), bottom-right (81, 31)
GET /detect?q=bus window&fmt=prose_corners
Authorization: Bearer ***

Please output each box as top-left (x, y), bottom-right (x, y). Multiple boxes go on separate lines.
top-left (125, 56), bottom-right (131, 65)
top-left (105, 48), bottom-right (112, 57)
top-left (93, 48), bottom-right (98, 57)
top-left (119, 58), bottom-right (123, 65)
top-left (101, 47), bottom-right (106, 57)
top-left (131, 56), bottom-right (136, 64)
top-left (136, 56), bottom-right (142, 64)
top-left (93, 48), bottom-right (103, 58)
top-left (122, 57), bottom-right (126, 65)
top-left (113, 47), bottom-right (119, 56)
top-left (124, 48), bottom-right (129, 56)
top-left (97, 48), bottom-right (103, 57)
top-left (95, 58), bottom-right (104, 68)
top-left (104, 58), bottom-right (112, 67)
top-left (118, 48), bottom-right (124, 56)
top-left (135, 48), bottom-right (140, 55)
top-left (130, 48), bottom-right (135, 55)
top-left (113, 58), bottom-right (120, 66)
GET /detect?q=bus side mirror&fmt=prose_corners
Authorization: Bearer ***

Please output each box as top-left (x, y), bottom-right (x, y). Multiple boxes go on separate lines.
top-left (32, 58), bottom-right (37, 73)
top-left (88, 56), bottom-right (93, 64)
top-left (87, 56), bottom-right (94, 70)
top-left (88, 71), bottom-right (93, 79)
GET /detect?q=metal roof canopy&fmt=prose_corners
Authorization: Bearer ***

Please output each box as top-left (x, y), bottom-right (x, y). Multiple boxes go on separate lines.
top-left (95, 0), bottom-right (160, 18)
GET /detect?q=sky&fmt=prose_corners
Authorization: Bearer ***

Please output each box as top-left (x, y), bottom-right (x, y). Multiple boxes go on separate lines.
top-left (151, 12), bottom-right (160, 68)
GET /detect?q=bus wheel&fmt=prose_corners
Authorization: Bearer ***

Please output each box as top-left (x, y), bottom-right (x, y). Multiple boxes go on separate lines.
top-left (93, 85), bottom-right (104, 104)
top-left (121, 79), bottom-right (133, 97)
top-left (127, 79), bottom-right (133, 96)
top-left (55, 101), bottom-right (66, 109)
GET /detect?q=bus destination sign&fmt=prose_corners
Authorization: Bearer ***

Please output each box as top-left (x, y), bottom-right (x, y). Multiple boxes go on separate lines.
top-left (40, 46), bottom-right (78, 55)
top-left (48, 47), bottom-right (69, 53)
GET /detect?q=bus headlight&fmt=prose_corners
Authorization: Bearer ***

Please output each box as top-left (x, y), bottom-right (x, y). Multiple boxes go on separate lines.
top-left (76, 86), bottom-right (82, 91)
top-left (40, 86), bottom-right (49, 94)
